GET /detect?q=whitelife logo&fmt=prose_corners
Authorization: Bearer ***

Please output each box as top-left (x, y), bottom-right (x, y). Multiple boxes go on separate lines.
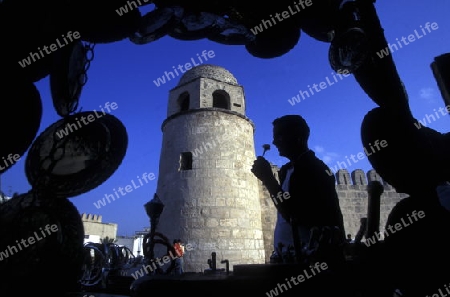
top-left (363, 210), bottom-right (425, 247)
top-left (376, 22), bottom-right (439, 59)
top-left (414, 104), bottom-right (450, 129)
top-left (426, 283), bottom-right (450, 297)
top-left (55, 102), bottom-right (118, 139)
top-left (18, 31), bottom-right (81, 68)
top-left (0, 224), bottom-right (58, 261)
top-left (115, 0), bottom-right (150, 16)
top-left (93, 172), bottom-right (156, 209)
top-left (326, 139), bottom-right (387, 176)
top-left (265, 262), bottom-right (328, 297)
top-left (288, 70), bottom-right (350, 106)
top-left (288, 22), bottom-right (438, 107)
top-left (191, 135), bottom-right (225, 158)
top-left (152, 50), bottom-right (216, 87)
top-left (0, 153), bottom-right (21, 172)
top-left (131, 243), bottom-right (194, 280)
top-left (250, 0), bottom-right (313, 35)
top-left (271, 191), bottom-right (291, 206)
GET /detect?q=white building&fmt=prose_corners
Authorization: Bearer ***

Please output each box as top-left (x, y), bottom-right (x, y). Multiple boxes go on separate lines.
top-left (116, 233), bottom-right (147, 257)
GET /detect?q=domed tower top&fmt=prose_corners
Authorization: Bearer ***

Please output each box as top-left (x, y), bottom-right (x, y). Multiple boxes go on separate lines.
top-left (177, 64), bottom-right (239, 86)
top-left (166, 64), bottom-right (247, 119)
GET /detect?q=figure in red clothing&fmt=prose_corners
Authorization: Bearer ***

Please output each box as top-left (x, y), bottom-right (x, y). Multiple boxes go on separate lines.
top-left (166, 239), bottom-right (184, 275)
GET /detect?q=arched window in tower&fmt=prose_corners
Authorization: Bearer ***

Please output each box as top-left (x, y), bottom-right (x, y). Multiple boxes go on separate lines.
top-left (212, 90), bottom-right (230, 109)
top-left (178, 92), bottom-right (190, 112)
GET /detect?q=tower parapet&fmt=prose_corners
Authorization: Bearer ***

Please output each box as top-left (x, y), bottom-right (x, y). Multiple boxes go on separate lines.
top-left (81, 213), bottom-right (103, 223)
top-left (166, 64), bottom-right (246, 119)
top-left (329, 169), bottom-right (406, 238)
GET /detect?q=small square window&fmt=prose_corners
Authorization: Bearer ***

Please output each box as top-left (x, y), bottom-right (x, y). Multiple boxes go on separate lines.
top-left (180, 152), bottom-right (192, 170)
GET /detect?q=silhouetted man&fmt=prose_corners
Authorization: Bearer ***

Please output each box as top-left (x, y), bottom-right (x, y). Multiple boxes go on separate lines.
top-left (251, 115), bottom-right (345, 266)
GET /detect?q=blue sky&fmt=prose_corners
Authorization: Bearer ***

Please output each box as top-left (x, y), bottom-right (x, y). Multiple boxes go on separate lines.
top-left (2, 0), bottom-right (449, 236)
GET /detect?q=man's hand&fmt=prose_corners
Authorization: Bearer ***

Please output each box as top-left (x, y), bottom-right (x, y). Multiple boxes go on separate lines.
top-left (251, 156), bottom-right (276, 186)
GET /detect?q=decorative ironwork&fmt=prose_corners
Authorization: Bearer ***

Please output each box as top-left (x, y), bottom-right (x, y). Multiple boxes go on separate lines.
top-left (80, 242), bottom-right (137, 289)
top-left (143, 193), bottom-right (165, 260)
top-left (25, 111), bottom-right (128, 198)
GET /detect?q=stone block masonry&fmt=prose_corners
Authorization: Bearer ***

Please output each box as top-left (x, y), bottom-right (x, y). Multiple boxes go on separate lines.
top-left (259, 168), bottom-right (407, 262)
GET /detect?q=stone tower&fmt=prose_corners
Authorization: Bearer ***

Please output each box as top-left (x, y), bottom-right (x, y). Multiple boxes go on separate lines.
top-left (155, 64), bottom-right (265, 272)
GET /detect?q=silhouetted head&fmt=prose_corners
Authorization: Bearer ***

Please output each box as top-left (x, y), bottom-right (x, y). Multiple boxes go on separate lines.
top-left (361, 107), bottom-right (447, 195)
top-left (272, 115), bottom-right (310, 160)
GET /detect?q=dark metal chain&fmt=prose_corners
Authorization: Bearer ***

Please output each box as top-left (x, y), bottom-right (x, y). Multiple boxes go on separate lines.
top-left (70, 42), bottom-right (96, 115)
top-left (130, 6), bottom-right (255, 46)
top-left (78, 42), bottom-right (96, 88)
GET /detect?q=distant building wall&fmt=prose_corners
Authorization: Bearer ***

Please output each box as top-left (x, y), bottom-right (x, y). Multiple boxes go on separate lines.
top-left (81, 213), bottom-right (117, 243)
top-left (335, 168), bottom-right (407, 238)
top-left (258, 164), bottom-right (280, 263)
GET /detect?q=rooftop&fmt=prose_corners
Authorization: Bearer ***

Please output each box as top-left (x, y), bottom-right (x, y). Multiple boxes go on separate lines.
top-left (177, 64), bottom-right (239, 86)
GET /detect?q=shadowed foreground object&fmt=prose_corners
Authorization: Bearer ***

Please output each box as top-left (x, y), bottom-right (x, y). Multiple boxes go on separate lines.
top-left (360, 107), bottom-right (450, 297)
top-left (0, 75), bottom-right (42, 174)
top-left (0, 1), bottom-right (446, 296)
top-left (431, 53), bottom-right (450, 107)
top-left (66, 0), bottom-right (142, 44)
top-left (245, 27), bottom-right (302, 59)
top-left (360, 107), bottom-right (448, 193)
top-left (0, 193), bottom-right (85, 296)
top-left (25, 111), bottom-right (129, 198)
top-left (0, 110), bottom-right (129, 295)
top-left (0, 0), bottom-right (414, 153)
top-left (50, 39), bottom-right (88, 118)
top-left (130, 263), bottom-right (345, 297)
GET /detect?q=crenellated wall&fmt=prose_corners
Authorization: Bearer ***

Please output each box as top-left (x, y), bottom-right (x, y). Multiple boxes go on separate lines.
top-left (333, 169), bottom-right (407, 240)
top-left (81, 213), bottom-right (103, 223)
top-left (258, 168), bottom-right (407, 262)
